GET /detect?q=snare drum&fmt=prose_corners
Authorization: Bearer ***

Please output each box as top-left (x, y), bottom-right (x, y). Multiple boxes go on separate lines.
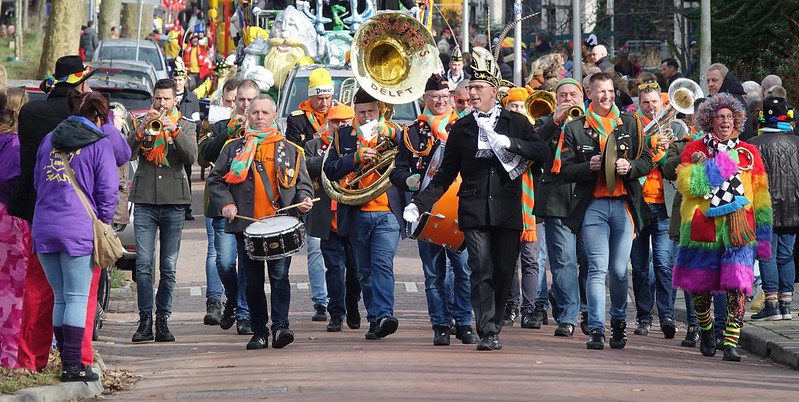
top-left (243, 215), bottom-right (306, 261)
top-left (407, 143), bottom-right (465, 252)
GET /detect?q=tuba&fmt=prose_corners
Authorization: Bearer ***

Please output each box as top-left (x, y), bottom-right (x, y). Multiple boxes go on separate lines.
top-left (322, 12), bottom-right (438, 206)
top-left (524, 90), bottom-right (556, 124)
top-left (643, 78), bottom-right (703, 140)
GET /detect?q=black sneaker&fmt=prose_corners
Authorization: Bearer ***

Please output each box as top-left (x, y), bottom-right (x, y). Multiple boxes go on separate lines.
top-left (61, 364), bottom-right (99, 382)
top-left (346, 311), bottom-right (361, 330)
top-left (454, 325), bottom-right (479, 344)
top-left (272, 328), bottom-right (295, 349)
top-left (502, 304), bottom-right (518, 326)
top-left (586, 329), bottom-right (605, 350)
top-left (237, 318), bottom-right (254, 335)
top-left (131, 313), bottom-right (153, 343)
top-left (633, 320), bottom-right (651, 336)
top-left (520, 308), bottom-right (541, 329)
top-left (751, 301), bottom-right (782, 320)
top-left (489, 334), bottom-right (502, 350)
top-left (681, 326), bottom-right (699, 347)
top-left (609, 319), bottom-right (627, 349)
top-left (580, 312), bottom-right (590, 335)
top-left (661, 317), bottom-right (677, 339)
top-left (219, 301), bottom-right (236, 330)
top-left (327, 317), bottom-right (343, 332)
top-left (312, 304), bottom-right (328, 321)
top-left (365, 322), bottom-right (381, 340)
top-left (476, 336), bottom-right (493, 351)
top-left (155, 315), bottom-right (175, 342)
top-left (203, 299), bottom-right (222, 325)
top-left (433, 326), bottom-right (451, 346)
top-left (554, 323), bottom-right (574, 337)
top-left (374, 316), bottom-right (399, 338)
top-left (246, 334), bottom-right (268, 350)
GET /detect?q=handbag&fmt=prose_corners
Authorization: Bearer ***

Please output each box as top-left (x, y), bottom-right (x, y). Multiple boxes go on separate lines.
top-left (60, 152), bottom-right (125, 268)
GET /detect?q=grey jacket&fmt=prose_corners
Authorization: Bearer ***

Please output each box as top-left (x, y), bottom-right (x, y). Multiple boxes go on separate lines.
top-left (207, 136), bottom-right (314, 234)
top-left (128, 118), bottom-right (197, 205)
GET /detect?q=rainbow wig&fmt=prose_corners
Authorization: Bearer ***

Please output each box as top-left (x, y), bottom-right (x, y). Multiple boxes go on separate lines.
top-left (692, 92), bottom-right (746, 134)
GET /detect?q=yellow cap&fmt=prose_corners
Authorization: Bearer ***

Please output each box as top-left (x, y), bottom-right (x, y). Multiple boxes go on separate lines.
top-left (308, 68), bottom-right (334, 97)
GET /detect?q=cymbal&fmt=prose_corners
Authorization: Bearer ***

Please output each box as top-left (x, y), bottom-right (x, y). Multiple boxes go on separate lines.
top-left (603, 133), bottom-right (617, 190)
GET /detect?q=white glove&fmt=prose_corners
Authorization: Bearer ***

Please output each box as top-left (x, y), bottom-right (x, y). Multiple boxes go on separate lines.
top-left (406, 174), bottom-right (421, 191)
top-left (403, 203), bottom-right (420, 222)
top-left (495, 134), bottom-right (511, 149)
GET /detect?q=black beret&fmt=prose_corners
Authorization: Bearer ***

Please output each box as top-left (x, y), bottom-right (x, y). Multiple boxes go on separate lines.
top-left (425, 74), bottom-right (449, 92)
top-left (353, 88), bottom-right (377, 104)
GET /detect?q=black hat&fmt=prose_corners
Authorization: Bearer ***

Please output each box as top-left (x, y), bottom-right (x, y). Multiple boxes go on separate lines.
top-left (40, 55), bottom-right (95, 93)
top-left (450, 47), bottom-right (463, 62)
top-left (425, 74), bottom-right (449, 92)
top-left (353, 88), bottom-right (377, 104)
top-left (760, 96), bottom-right (794, 127)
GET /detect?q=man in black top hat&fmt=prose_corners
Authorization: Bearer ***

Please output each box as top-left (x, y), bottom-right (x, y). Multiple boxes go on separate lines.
top-left (404, 50), bottom-right (550, 350)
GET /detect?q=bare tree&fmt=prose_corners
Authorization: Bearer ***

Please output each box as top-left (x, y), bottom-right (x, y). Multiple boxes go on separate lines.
top-left (38, 0), bottom-right (84, 77)
top-left (121, 3), bottom-right (154, 40)
top-left (99, 0), bottom-right (122, 41)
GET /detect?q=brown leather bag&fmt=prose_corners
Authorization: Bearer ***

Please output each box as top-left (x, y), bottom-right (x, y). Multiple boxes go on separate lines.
top-left (61, 152), bottom-right (125, 268)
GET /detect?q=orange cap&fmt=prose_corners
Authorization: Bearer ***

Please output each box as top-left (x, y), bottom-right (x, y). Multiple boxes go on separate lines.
top-left (328, 104), bottom-right (355, 121)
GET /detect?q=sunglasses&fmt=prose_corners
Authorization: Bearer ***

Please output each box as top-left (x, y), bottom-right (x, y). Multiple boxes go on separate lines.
top-left (637, 82), bottom-right (660, 91)
top-left (455, 97), bottom-right (469, 104)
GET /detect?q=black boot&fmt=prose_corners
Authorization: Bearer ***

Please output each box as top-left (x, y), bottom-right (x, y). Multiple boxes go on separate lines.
top-left (203, 299), bottom-right (222, 325)
top-left (722, 345), bottom-right (741, 362)
top-left (609, 319), bottom-right (627, 349)
top-left (433, 326), bottom-right (451, 346)
top-left (61, 364), bottom-right (100, 382)
top-left (681, 325), bottom-right (699, 347)
top-left (131, 313), bottom-right (153, 342)
top-left (699, 328), bottom-right (717, 357)
top-left (155, 315), bottom-right (175, 342)
top-left (219, 301), bottom-right (236, 330)
top-left (454, 325), bottom-right (479, 344)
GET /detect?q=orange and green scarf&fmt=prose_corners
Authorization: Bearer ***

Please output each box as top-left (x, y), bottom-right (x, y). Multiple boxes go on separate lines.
top-left (223, 124), bottom-right (283, 184)
top-left (140, 107), bottom-right (181, 167)
top-left (416, 106), bottom-right (458, 141)
top-left (299, 99), bottom-right (328, 132)
top-left (637, 109), bottom-right (668, 165)
top-left (552, 103), bottom-right (621, 174)
top-left (521, 167), bottom-right (536, 242)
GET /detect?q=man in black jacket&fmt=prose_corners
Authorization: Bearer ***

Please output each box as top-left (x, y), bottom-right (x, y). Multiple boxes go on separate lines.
top-left (404, 51), bottom-right (550, 350)
top-left (749, 96), bottom-right (799, 321)
top-left (706, 63), bottom-right (755, 141)
top-left (559, 72), bottom-right (652, 351)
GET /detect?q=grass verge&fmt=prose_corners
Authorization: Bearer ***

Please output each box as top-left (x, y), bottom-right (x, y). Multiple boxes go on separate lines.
top-left (0, 349), bottom-right (60, 394)
top-left (0, 30), bottom-right (43, 80)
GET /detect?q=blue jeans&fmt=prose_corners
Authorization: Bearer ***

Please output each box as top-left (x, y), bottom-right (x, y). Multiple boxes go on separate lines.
top-left (320, 231), bottom-right (360, 319)
top-left (307, 235), bottom-right (329, 307)
top-left (236, 235), bottom-right (291, 335)
top-left (134, 204), bottom-right (186, 316)
top-left (212, 217), bottom-right (249, 319)
top-left (535, 228), bottom-right (549, 309)
top-left (582, 198), bottom-right (634, 332)
top-left (204, 217), bottom-right (223, 301)
top-left (759, 228), bottom-right (797, 294)
top-left (351, 211), bottom-right (400, 324)
top-left (630, 203), bottom-right (674, 323)
top-left (418, 241), bottom-right (472, 327)
top-left (544, 217), bottom-right (580, 325)
top-left (38, 253), bottom-right (94, 328)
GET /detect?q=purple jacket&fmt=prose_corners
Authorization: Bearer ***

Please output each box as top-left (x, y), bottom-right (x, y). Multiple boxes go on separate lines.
top-left (32, 117), bottom-right (119, 256)
top-left (0, 132), bottom-right (20, 205)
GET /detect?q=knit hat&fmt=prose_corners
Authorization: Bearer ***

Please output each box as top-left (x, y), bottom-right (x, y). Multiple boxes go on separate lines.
top-left (502, 86), bottom-right (532, 106)
top-left (555, 78), bottom-right (583, 94)
top-left (759, 96), bottom-right (794, 126)
top-left (425, 73), bottom-right (449, 92)
top-left (328, 104), bottom-right (355, 121)
top-left (308, 68), bottom-right (334, 97)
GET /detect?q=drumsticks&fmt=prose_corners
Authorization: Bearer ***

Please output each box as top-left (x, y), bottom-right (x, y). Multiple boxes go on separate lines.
top-left (233, 198), bottom-right (321, 222)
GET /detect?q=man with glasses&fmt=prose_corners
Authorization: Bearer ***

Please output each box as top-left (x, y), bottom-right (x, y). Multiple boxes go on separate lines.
top-left (451, 80), bottom-right (472, 117)
top-left (395, 74), bottom-right (479, 346)
top-left (404, 51), bottom-right (549, 350)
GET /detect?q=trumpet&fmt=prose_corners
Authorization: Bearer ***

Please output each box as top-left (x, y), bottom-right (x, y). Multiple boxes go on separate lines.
top-left (141, 108), bottom-right (170, 149)
top-left (568, 105), bottom-right (584, 119)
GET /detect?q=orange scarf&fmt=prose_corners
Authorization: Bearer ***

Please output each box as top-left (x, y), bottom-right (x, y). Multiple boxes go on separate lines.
top-left (521, 167), bottom-right (536, 242)
top-left (299, 100), bottom-right (327, 132)
top-left (223, 125), bottom-right (283, 184)
top-left (139, 107), bottom-right (181, 166)
top-left (416, 106), bottom-right (458, 141)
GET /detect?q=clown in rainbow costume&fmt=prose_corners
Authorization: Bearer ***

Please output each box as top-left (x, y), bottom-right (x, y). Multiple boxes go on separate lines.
top-left (673, 93), bottom-right (772, 362)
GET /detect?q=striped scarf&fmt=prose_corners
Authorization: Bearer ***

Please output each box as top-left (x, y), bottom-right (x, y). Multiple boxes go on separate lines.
top-left (352, 114), bottom-right (396, 148)
top-left (521, 167), bottom-right (536, 242)
top-left (637, 109), bottom-right (666, 164)
top-left (416, 106), bottom-right (458, 141)
top-left (586, 102), bottom-right (621, 151)
top-left (298, 100), bottom-right (327, 132)
top-left (141, 107), bottom-right (181, 167)
top-left (223, 124), bottom-right (283, 184)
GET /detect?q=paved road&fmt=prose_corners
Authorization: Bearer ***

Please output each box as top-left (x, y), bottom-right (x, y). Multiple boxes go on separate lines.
top-left (94, 170), bottom-right (799, 401)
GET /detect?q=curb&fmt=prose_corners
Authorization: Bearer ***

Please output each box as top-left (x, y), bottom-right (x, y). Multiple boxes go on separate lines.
top-left (110, 281), bottom-right (133, 301)
top-left (1, 356), bottom-right (105, 402)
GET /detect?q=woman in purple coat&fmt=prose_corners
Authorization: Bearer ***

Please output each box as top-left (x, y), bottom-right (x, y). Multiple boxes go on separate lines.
top-left (0, 87), bottom-right (31, 369)
top-left (32, 92), bottom-right (119, 382)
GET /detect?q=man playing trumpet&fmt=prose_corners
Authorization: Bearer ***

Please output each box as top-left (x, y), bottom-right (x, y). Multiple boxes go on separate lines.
top-left (129, 78), bottom-right (198, 344)
top-left (208, 96), bottom-right (314, 351)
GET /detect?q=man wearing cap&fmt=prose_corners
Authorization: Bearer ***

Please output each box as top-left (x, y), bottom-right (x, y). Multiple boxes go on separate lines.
top-left (304, 104), bottom-right (364, 332)
top-left (286, 67), bottom-right (334, 322)
top-left (324, 88), bottom-right (412, 341)
top-left (558, 72), bottom-right (652, 351)
top-left (532, 77), bottom-right (589, 337)
top-left (749, 96), bottom-right (799, 322)
top-left (446, 48), bottom-right (470, 90)
top-left (404, 50), bottom-right (550, 350)
top-left (395, 74), bottom-right (479, 346)
top-left (11, 55), bottom-right (131, 371)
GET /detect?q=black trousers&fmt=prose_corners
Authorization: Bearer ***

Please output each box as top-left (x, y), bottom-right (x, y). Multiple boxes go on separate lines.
top-left (464, 227), bottom-right (521, 337)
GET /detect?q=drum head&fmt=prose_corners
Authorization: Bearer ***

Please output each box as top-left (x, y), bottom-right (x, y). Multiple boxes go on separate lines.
top-left (245, 216), bottom-right (301, 235)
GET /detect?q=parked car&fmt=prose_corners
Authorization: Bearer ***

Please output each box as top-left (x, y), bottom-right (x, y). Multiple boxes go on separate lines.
top-left (8, 80), bottom-right (48, 102)
top-left (89, 60), bottom-right (159, 93)
top-left (93, 39), bottom-right (170, 80)
top-left (276, 64), bottom-right (422, 132)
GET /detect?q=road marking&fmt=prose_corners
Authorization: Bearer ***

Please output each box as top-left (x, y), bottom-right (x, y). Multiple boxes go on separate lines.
top-left (404, 282), bottom-right (418, 293)
top-left (189, 286), bottom-right (201, 296)
top-left (296, 282), bottom-right (310, 290)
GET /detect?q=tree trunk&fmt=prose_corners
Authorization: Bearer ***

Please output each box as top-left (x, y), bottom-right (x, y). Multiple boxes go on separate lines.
top-left (98, 0), bottom-right (122, 40)
top-left (15, 0), bottom-right (23, 59)
top-left (121, 3), bottom-right (154, 40)
top-left (38, 0), bottom-right (84, 78)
